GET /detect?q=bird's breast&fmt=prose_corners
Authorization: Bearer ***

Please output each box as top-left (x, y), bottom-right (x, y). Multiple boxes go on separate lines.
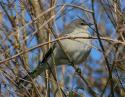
top-left (59, 37), bottom-right (91, 64)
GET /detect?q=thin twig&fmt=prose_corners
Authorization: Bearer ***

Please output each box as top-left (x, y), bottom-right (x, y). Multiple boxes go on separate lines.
top-left (91, 0), bottom-right (114, 96)
top-left (0, 36), bottom-right (124, 64)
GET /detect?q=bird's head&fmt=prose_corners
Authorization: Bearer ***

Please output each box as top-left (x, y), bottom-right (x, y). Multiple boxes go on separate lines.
top-left (71, 19), bottom-right (93, 30)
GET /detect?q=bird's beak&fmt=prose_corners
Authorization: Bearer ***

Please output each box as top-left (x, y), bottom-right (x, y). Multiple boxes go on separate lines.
top-left (88, 23), bottom-right (94, 26)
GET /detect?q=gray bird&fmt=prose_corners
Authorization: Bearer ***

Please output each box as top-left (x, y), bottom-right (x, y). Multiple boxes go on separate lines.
top-left (17, 19), bottom-right (93, 86)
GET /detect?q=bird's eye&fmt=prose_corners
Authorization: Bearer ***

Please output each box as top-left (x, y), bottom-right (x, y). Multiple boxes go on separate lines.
top-left (80, 22), bottom-right (85, 25)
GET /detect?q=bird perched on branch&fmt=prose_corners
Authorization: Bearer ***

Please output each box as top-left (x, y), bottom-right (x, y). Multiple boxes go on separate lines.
top-left (17, 19), bottom-right (93, 87)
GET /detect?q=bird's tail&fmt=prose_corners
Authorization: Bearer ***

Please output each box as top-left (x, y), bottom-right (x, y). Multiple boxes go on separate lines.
top-left (16, 62), bottom-right (48, 87)
top-left (16, 43), bottom-right (56, 88)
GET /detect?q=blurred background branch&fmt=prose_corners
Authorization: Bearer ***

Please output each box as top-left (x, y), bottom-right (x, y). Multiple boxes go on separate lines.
top-left (0, 0), bottom-right (125, 97)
